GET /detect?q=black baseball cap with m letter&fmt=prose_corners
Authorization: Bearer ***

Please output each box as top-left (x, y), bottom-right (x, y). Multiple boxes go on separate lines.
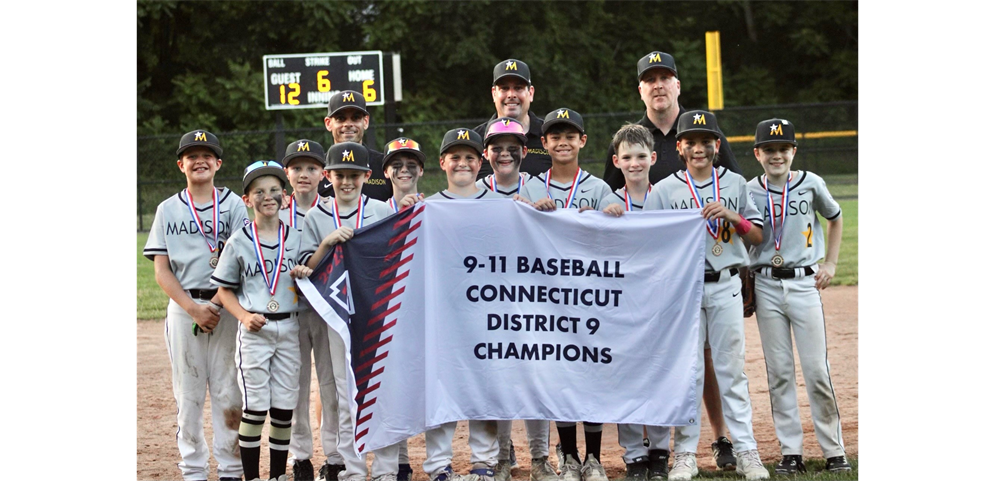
top-left (327, 90), bottom-right (369, 117)
top-left (542, 108), bottom-right (585, 135)
top-left (325, 142), bottom-right (371, 171)
top-left (493, 59), bottom-right (531, 85)
top-left (177, 130), bottom-right (223, 158)
top-left (282, 139), bottom-right (326, 167)
top-left (676, 110), bottom-right (721, 140)
top-left (637, 51), bottom-right (678, 81)
top-left (754, 119), bottom-right (797, 147)
top-left (440, 128), bottom-right (484, 156)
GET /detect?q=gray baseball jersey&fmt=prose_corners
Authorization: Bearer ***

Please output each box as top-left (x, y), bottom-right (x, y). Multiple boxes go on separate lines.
top-left (644, 167), bottom-right (763, 272)
top-left (144, 188), bottom-right (250, 289)
top-left (746, 171), bottom-right (841, 268)
top-left (474, 173), bottom-right (547, 202)
top-left (426, 187), bottom-right (504, 201)
top-left (210, 223), bottom-right (304, 314)
top-left (279, 195), bottom-right (324, 232)
top-left (600, 187), bottom-right (653, 211)
top-left (299, 195), bottom-right (394, 265)
top-left (533, 169), bottom-right (612, 210)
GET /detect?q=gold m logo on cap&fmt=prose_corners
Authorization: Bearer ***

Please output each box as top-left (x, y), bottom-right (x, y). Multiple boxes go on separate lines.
top-left (342, 150), bottom-right (355, 162)
top-left (194, 132), bottom-right (207, 141)
top-left (457, 130), bottom-right (470, 140)
top-left (342, 92), bottom-right (355, 102)
top-left (557, 109), bottom-right (569, 119)
top-left (501, 119), bottom-right (511, 126)
top-left (297, 141), bottom-right (310, 151)
top-left (693, 113), bottom-right (706, 125)
top-left (649, 53), bottom-right (661, 63)
top-left (505, 61), bottom-right (518, 71)
top-left (769, 123), bottom-right (784, 136)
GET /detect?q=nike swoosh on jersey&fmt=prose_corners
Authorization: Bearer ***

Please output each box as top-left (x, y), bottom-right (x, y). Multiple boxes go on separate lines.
top-left (732, 291), bottom-right (739, 297)
top-left (798, 190), bottom-right (809, 195)
top-left (580, 188), bottom-right (592, 194)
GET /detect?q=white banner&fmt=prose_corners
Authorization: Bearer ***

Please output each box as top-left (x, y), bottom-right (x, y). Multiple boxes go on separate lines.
top-left (302, 200), bottom-right (706, 453)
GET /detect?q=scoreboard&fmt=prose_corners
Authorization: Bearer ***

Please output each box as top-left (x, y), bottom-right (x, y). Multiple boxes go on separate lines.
top-left (263, 51), bottom-right (385, 110)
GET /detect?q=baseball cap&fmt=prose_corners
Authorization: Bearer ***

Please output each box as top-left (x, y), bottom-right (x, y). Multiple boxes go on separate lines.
top-left (676, 110), bottom-right (721, 140)
top-left (541, 108), bottom-right (585, 135)
top-left (440, 128), bottom-right (484, 156)
top-left (754, 118), bottom-right (797, 147)
top-left (326, 90), bottom-right (369, 117)
top-left (282, 139), bottom-right (326, 167)
top-left (637, 51), bottom-right (678, 81)
top-left (325, 142), bottom-right (371, 171)
top-left (177, 130), bottom-right (223, 158)
top-left (242, 160), bottom-right (289, 194)
top-left (383, 137), bottom-right (427, 170)
top-left (483, 117), bottom-right (528, 147)
top-left (493, 59), bottom-right (531, 85)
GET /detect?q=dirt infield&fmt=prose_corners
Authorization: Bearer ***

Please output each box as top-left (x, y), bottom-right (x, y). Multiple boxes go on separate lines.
top-left (137, 286), bottom-right (857, 480)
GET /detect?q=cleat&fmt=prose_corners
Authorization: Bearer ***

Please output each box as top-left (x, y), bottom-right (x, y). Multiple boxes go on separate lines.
top-left (711, 437), bottom-right (736, 471)
top-left (736, 450), bottom-right (769, 480)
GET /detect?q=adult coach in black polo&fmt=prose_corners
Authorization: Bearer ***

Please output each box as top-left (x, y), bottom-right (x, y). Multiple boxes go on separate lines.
top-left (601, 51), bottom-right (741, 190)
top-left (317, 90), bottom-right (393, 201)
top-left (475, 59), bottom-right (552, 179)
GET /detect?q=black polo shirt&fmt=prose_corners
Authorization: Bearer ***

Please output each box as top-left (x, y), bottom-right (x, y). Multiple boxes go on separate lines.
top-left (318, 148), bottom-right (393, 202)
top-left (474, 110), bottom-right (552, 180)
top-left (601, 106), bottom-right (741, 190)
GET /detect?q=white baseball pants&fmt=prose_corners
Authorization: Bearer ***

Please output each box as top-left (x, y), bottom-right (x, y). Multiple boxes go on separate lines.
top-left (497, 420), bottom-right (550, 460)
top-left (290, 309), bottom-right (343, 465)
top-left (424, 421), bottom-right (500, 475)
top-left (235, 313), bottom-right (302, 412)
top-left (617, 424), bottom-right (671, 463)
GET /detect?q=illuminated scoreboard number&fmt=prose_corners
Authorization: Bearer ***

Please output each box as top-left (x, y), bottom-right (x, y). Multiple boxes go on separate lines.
top-left (262, 51), bottom-right (385, 110)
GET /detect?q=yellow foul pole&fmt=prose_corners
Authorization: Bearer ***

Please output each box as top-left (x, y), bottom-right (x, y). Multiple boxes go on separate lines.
top-left (705, 31), bottom-right (724, 110)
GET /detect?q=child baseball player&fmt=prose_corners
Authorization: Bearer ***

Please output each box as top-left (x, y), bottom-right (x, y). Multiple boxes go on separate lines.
top-left (534, 107), bottom-right (610, 481)
top-left (144, 130), bottom-right (248, 481)
top-left (301, 142), bottom-right (398, 481)
top-left (275, 139), bottom-right (347, 481)
top-left (420, 128), bottom-right (502, 481)
top-left (746, 119), bottom-right (849, 475)
top-left (472, 117), bottom-right (558, 481)
top-left (601, 123), bottom-right (676, 481)
top-left (212, 160), bottom-right (313, 481)
top-left (643, 110), bottom-right (769, 481)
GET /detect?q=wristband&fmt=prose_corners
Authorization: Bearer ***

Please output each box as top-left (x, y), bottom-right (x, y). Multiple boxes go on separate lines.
top-left (734, 214), bottom-right (753, 235)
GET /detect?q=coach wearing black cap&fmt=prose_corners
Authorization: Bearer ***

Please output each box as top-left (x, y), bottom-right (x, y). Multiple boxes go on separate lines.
top-left (317, 90), bottom-right (393, 201)
top-left (474, 59), bottom-right (552, 180)
top-left (601, 51), bottom-right (741, 190)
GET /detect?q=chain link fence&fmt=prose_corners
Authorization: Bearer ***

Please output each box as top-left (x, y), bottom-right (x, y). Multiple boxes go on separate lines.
top-left (138, 101), bottom-right (856, 231)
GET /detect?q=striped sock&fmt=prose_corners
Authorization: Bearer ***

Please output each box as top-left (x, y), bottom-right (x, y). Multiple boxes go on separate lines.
top-left (239, 409), bottom-right (267, 480)
top-left (269, 407), bottom-right (294, 477)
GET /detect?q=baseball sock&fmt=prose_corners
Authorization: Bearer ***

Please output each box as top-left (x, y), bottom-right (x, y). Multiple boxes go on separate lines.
top-left (583, 423), bottom-right (603, 462)
top-left (554, 422), bottom-right (579, 462)
top-left (269, 407), bottom-right (294, 477)
top-left (239, 409), bottom-right (267, 480)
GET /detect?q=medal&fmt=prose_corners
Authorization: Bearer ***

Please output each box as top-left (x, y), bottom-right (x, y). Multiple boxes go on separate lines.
top-left (184, 187), bottom-right (220, 254)
top-left (544, 168), bottom-right (582, 208)
top-left (684, 168), bottom-right (722, 247)
top-left (209, 255), bottom-right (219, 268)
top-left (762, 172), bottom-right (793, 266)
top-left (250, 221), bottom-right (286, 313)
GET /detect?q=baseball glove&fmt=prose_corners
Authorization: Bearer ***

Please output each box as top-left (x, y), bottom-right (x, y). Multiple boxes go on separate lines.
top-left (739, 267), bottom-right (756, 317)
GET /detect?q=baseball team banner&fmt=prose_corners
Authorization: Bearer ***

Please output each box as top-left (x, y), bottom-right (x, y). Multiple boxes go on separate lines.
top-left (300, 200), bottom-right (706, 454)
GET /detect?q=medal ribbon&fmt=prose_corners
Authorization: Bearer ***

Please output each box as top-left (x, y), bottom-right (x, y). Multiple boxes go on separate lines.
top-left (623, 185), bottom-right (651, 212)
top-left (684, 168), bottom-right (720, 239)
top-left (184, 188), bottom-right (220, 252)
top-left (488, 173), bottom-right (528, 195)
top-left (250, 221), bottom-right (286, 298)
top-left (545, 168), bottom-right (582, 207)
top-left (332, 196), bottom-right (367, 229)
top-left (387, 197), bottom-right (398, 213)
top-left (761, 172), bottom-right (793, 252)
top-left (289, 194), bottom-right (320, 230)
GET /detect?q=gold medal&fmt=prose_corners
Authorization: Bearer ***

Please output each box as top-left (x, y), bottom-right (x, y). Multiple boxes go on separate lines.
top-left (267, 299), bottom-right (280, 312)
top-left (771, 254), bottom-right (784, 267)
top-left (711, 243), bottom-right (723, 256)
top-left (209, 255), bottom-right (219, 268)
